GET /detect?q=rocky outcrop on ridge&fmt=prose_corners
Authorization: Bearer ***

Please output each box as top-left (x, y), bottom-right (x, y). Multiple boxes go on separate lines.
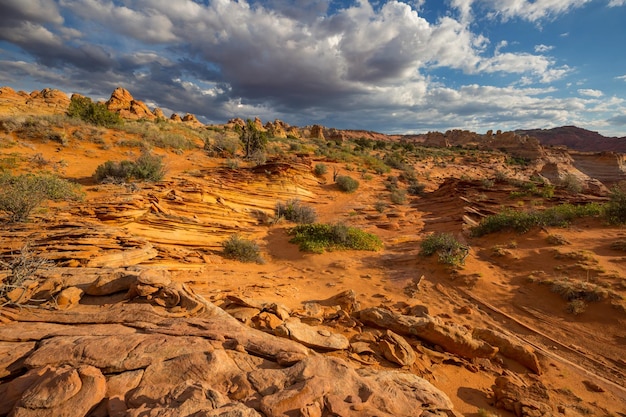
top-left (105, 87), bottom-right (156, 120)
top-left (0, 87), bottom-right (70, 116)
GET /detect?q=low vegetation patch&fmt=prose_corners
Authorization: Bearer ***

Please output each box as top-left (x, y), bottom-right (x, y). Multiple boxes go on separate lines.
top-left (221, 234), bottom-right (264, 263)
top-left (471, 203), bottom-right (603, 236)
top-left (93, 152), bottom-right (166, 183)
top-left (67, 95), bottom-right (122, 127)
top-left (275, 199), bottom-right (317, 224)
top-left (604, 186), bottom-right (626, 224)
top-left (288, 223), bottom-right (382, 253)
top-left (527, 275), bottom-right (611, 315)
top-left (420, 232), bottom-right (469, 267)
top-left (0, 173), bottom-right (83, 222)
top-left (335, 175), bottom-right (359, 192)
top-left (0, 243), bottom-right (50, 306)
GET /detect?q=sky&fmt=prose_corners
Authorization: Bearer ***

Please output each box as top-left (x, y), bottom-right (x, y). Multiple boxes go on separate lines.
top-left (1, 0), bottom-right (625, 137)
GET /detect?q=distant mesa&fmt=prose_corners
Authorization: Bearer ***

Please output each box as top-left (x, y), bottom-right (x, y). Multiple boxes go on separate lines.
top-left (516, 126), bottom-right (626, 153)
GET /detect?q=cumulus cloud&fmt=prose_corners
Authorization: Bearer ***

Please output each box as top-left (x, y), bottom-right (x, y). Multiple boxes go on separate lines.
top-left (608, 0), bottom-right (626, 6)
top-left (534, 44), bottom-right (554, 53)
top-left (578, 89), bottom-right (604, 97)
top-left (482, 0), bottom-right (592, 22)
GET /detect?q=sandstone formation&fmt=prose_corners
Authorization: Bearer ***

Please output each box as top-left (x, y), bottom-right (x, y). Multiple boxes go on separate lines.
top-left (0, 271), bottom-right (461, 417)
top-left (0, 87), bottom-right (69, 115)
top-left (105, 87), bottom-right (155, 120)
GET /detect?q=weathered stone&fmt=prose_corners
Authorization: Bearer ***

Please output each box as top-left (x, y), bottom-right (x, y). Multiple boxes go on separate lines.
top-left (9, 365), bottom-right (106, 417)
top-left (379, 330), bottom-right (416, 367)
top-left (24, 334), bottom-right (218, 373)
top-left (85, 271), bottom-right (137, 296)
top-left (473, 328), bottom-right (541, 374)
top-left (359, 307), bottom-right (497, 359)
top-left (493, 376), bottom-right (552, 417)
top-left (56, 286), bottom-right (83, 309)
top-left (259, 355), bottom-right (455, 417)
top-left (0, 341), bottom-right (36, 378)
top-left (275, 317), bottom-right (349, 350)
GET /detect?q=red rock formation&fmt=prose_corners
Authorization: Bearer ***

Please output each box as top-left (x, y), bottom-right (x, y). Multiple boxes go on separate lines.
top-left (170, 113), bottom-right (182, 122)
top-left (106, 87), bottom-right (155, 120)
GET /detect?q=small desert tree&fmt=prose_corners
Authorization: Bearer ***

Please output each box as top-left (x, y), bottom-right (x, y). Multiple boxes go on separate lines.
top-left (240, 119), bottom-right (267, 159)
top-left (67, 95), bottom-right (122, 127)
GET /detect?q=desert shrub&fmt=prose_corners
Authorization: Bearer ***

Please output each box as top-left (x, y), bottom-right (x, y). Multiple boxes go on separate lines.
top-left (249, 149), bottom-right (267, 166)
top-left (471, 203), bottom-right (602, 236)
top-left (384, 175), bottom-right (399, 191)
top-left (221, 234), bottom-right (264, 263)
top-left (374, 200), bottom-right (387, 213)
top-left (383, 151), bottom-right (409, 170)
top-left (275, 199), bottom-right (317, 224)
top-left (67, 95), bottom-right (122, 127)
top-left (313, 163), bottom-right (328, 177)
top-left (288, 223), bottom-right (382, 253)
top-left (560, 173), bottom-right (583, 194)
top-left (567, 299), bottom-right (587, 315)
top-left (205, 134), bottom-right (239, 157)
top-left (93, 160), bottom-right (136, 182)
top-left (604, 186), bottom-right (626, 224)
top-left (407, 181), bottom-right (426, 196)
top-left (133, 152), bottom-right (167, 181)
top-left (0, 243), bottom-right (51, 306)
top-left (93, 152), bottom-right (166, 183)
top-left (240, 119), bottom-right (267, 158)
top-left (0, 173), bottom-right (83, 222)
top-left (420, 232), bottom-right (469, 266)
top-left (390, 189), bottom-right (407, 204)
top-left (335, 175), bottom-right (359, 192)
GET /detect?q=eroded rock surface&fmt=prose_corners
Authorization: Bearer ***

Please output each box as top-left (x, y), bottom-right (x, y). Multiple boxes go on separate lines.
top-left (0, 273), bottom-right (461, 417)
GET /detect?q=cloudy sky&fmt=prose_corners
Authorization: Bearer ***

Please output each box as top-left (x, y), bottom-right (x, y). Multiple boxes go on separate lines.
top-left (1, 0), bottom-right (625, 136)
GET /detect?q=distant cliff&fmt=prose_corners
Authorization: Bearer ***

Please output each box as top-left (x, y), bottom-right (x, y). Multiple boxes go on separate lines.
top-left (516, 126), bottom-right (626, 153)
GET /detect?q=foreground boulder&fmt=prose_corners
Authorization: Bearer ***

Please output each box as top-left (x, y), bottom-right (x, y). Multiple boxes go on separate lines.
top-left (359, 307), bottom-right (498, 359)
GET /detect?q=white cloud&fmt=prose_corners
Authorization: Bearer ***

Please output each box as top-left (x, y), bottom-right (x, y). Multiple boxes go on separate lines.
top-left (616, 74), bottom-right (626, 81)
top-left (578, 88), bottom-right (604, 97)
top-left (608, 0), bottom-right (626, 6)
top-left (534, 44), bottom-right (554, 53)
top-left (484, 0), bottom-right (592, 22)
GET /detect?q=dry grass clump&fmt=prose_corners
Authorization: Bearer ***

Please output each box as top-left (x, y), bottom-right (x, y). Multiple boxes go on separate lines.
top-left (275, 199), bottom-right (317, 224)
top-left (221, 234), bottom-right (264, 264)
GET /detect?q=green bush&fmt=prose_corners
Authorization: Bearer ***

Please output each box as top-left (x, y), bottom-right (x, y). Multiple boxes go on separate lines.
top-left (335, 175), bottom-right (359, 192)
top-left (275, 199), bottom-right (317, 224)
top-left (205, 134), bottom-right (239, 157)
top-left (222, 234), bottom-right (264, 263)
top-left (420, 232), bottom-right (468, 266)
top-left (67, 95), bottom-right (122, 127)
top-left (0, 173), bottom-right (83, 222)
top-left (132, 152), bottom-right (167, 181)
top-left (313, 163), bottom-right (328, 177)
top-left (93, 152), bottom-right (166, 183)
top-left (471, 203), bottom-right (603, 237)
top-left (390, 189), bottom-right (407, 204)
top-left (407, 181), bottom-right (426, 196)
top-left (288, 223), bottom-right (382, 253)
top-left (604, 186), bottom-right (626, 224)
